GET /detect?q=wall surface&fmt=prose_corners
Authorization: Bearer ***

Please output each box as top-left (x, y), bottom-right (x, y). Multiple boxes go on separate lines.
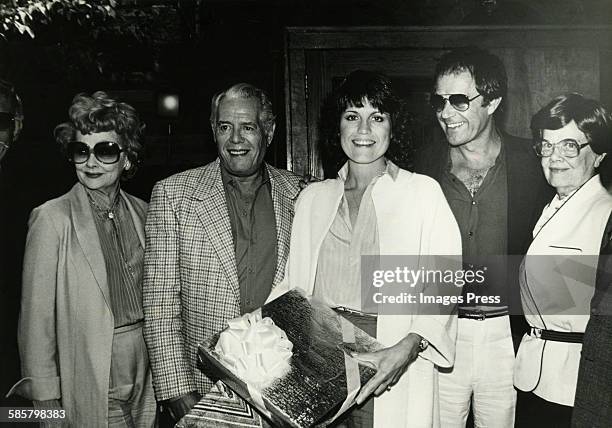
top-left (285, 26), bottom-right (611, 177)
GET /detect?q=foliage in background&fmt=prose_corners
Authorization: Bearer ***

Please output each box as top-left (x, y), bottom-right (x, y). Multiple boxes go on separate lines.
top-left (0, 0), bottom-right (180, 43)
top-left (1, 0), bottom-right (181, 87)
top-left (0, 0), bottom-right (120, 39)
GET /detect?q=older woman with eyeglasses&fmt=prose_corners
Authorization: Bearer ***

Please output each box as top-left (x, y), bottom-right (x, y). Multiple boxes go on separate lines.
top-left (7, 92), bottom-right (157, 427)
top-left (514, 93), bottom-right (612, 427)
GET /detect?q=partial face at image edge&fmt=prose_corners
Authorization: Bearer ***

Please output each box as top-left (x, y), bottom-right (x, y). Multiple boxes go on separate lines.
top-left (0, 96), bottom-right (20, 163)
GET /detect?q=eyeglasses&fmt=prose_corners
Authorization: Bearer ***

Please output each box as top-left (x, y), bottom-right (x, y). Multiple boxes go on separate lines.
top-left (533, 139), bottom-right (590, 158)
top-left (66, 141), bottom-right (124, 164)
top-left (0, 112), bottom-right (15, 130)
top-left (430, 93), bottom-right (482, 113)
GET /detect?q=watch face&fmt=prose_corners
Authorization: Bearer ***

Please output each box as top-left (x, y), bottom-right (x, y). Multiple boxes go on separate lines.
top-left (419, 338), bottom-right (429, 351)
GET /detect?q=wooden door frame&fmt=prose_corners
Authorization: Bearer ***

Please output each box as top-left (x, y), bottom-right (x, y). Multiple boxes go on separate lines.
top-left (284, 25), bottom-right (612, 177)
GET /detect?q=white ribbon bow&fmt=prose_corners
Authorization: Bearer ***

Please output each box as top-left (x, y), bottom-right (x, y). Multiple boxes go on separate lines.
top-left (215, 311), bottom-right (293, 387)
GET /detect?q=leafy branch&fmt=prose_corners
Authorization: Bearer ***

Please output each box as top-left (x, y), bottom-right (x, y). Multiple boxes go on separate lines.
top-left (0, 0), bottom-right (118, 38)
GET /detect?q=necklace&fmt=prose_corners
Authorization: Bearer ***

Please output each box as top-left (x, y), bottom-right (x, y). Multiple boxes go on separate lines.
top-left (87, 190), bottom-right (120, 220)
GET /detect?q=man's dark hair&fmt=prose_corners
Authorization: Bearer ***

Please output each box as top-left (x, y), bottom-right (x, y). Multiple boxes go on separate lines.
top-left (434, 47), bottom-right (507, 105)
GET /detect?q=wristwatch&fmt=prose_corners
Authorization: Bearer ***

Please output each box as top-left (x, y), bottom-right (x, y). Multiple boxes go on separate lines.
top-left (418, 337), bottom-right (429, 352)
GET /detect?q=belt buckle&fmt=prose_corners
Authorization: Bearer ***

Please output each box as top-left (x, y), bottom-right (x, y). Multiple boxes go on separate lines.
top-left (531, 327), bottom-right (542, 338)
top-left (336, 306), bottom-right (358, 315)
top-left (471, 309), bottom-right (486, 321)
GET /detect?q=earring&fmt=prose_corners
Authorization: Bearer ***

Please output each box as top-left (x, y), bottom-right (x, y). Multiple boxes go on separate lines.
top-left (124, 159), bottom-right (131, 170)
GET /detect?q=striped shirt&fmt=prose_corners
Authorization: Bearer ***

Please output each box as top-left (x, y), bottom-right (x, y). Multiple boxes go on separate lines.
top-left (313, 162), bottom-right (398, 311)
top-left (87, 188), bottom-right (144, 328)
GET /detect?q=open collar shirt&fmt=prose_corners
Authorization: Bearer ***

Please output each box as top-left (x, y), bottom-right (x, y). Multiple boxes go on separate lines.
top-left (313, 161), bottom-right (399, 311)
top-left (221, 165), bottom-right (277, 314)
top-left (439, 141), bottom-right (509, 308)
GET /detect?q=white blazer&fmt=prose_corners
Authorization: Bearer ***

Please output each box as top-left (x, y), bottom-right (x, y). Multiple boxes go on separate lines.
top-left (515, 175), bottom-right (612, 406)
top-left (270, 163), bottom-right (462, 428)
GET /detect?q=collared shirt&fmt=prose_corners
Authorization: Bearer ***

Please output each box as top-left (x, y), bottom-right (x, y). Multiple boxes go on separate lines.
top-left (87, 188), bottom-right (144, 328)
top-left (221, 165), bottom-right (277, 314)
top-left (313, 161), bottom-right (399, 311)
top-left (440, 142), bottom-right (508, 308)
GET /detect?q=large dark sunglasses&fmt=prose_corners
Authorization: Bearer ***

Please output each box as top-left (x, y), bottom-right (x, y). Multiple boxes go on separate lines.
top-left (430, 93), bottom-right (482, 113)
top-left (67, 141), bottom-right (124, 164)
top-left (0, 112), bottom-right (15, 130)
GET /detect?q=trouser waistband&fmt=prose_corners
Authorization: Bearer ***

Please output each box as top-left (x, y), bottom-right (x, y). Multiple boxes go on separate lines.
top-left (458, 308), bottom-right (508, 320)
top-left (114, 320), bottom-right (144, 334)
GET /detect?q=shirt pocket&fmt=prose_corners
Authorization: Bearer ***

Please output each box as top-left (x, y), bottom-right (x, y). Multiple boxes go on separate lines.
top-left (548, 244), bottom-right (583, 254)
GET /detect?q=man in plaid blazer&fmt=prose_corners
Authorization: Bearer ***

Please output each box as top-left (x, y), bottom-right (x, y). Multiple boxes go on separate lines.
top-left (142, 83), bottom-right (302, 423)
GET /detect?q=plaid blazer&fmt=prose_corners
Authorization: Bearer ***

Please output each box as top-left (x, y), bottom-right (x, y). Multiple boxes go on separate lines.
top-left (142, 159), bottom-right (302, 401)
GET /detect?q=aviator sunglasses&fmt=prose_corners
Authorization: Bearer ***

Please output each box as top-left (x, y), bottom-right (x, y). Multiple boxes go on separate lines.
top-left (430, 93), bottom-right (482, 113)
top-left (67, 141), bottom-right (124, 164)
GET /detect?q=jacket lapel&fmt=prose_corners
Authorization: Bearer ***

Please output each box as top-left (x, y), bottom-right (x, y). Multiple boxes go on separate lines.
top-left (193, 160), bottom-right (240, 300)
top-left (69, 184), bottom-right (112, 310)
top-left (268, 165), bottom-right (300, 287)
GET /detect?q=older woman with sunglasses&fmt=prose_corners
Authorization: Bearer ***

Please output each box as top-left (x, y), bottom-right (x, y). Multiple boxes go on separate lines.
top-left (8, 92), bottom-right (156, 427)
top-left (514, 93), bottom-right (612, 427)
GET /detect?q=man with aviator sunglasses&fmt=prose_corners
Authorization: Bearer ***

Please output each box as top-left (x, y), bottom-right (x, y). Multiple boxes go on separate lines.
top-left (414, 47), bottom-right (553, 427)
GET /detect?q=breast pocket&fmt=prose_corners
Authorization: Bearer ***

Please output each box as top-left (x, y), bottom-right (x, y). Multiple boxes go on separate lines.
top-left (548, 245), bottom-right (583, 254)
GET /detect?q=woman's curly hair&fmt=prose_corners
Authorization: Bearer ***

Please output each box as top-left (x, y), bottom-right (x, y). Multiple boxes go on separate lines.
top-left (319, 70), bottom-right (415, 177)
top-left (54, 91), bottom-right (145, 180)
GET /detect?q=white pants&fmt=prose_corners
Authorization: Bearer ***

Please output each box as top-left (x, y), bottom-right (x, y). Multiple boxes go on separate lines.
top-left (439, 316), bottom-right (516, 428)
